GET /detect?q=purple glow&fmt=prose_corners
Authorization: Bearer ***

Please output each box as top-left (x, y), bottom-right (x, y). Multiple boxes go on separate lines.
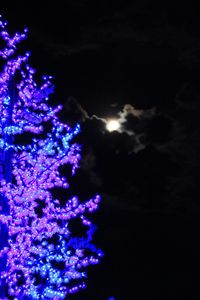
top-left (0, 15), bottom-right (102, 299)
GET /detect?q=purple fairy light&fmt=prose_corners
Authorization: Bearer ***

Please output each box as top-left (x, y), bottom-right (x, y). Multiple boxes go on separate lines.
top-left (0, 15), bottom-right (102, 299)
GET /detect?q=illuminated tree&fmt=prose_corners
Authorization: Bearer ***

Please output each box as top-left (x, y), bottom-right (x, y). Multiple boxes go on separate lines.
top-left (0, 15), bottom-right (102, 299)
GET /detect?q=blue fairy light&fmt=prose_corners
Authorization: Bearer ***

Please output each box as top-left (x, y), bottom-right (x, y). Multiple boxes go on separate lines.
top-left (0, 14), bottom-right (103, 299)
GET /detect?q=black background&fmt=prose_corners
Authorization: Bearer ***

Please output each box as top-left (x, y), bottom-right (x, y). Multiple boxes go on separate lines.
top-left (1, 1), bottom-right (200, 299)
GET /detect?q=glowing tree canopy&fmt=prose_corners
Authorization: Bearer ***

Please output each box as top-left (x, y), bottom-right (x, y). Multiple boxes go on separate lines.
top-left (0, 15), bottom-right (103, 299)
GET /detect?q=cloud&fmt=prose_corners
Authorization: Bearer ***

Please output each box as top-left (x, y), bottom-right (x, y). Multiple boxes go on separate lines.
top-left (64, 97), bottom-right (157, 153)
top-left (175, 83), bottom-right (200, 111)
top-left (63, 96), bottom-right (89, 124)
top-left (63, 94), bottom-right (200, 213)
top-left (43, 41), bottom-right (101, 57)
top-left (119, 104), bottom-right (145, 118)
top-left (33, 2), bottom-right (200, 67)
top-left (80, 149), bottom-right (102, 187)
top-left (69, 100), bottom-right (167, 211)
top-left (139, 83), bottom-right (200, 212)
top-left (118, 103), bottom-right (156, 131)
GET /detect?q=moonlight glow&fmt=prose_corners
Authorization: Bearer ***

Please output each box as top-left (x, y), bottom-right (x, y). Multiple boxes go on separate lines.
top-left (106, 119), bottom-right (121, 132)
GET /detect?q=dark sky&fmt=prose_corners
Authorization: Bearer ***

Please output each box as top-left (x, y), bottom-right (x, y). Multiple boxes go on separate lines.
top-left (1, 1), bottom-right (200, 299)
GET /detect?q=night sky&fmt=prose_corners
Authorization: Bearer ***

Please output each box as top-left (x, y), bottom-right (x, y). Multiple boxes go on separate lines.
top-left (1, 1), bottom-right (200, 299)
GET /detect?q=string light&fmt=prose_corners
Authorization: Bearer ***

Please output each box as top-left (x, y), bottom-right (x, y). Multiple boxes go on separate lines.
top-left (0, 15), bottom-right (103, 299)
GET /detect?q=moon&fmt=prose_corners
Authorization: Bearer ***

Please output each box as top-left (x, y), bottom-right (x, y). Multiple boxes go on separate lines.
top-left (106, 119), bottom-right (121, 132)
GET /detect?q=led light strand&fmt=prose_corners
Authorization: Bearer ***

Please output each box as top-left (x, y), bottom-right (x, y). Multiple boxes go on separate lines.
top-left (0, 15), bottom-right (103, 299)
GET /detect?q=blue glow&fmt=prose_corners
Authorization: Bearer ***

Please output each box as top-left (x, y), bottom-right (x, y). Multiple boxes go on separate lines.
top-left (0, 15), bottom-right (102, 299)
